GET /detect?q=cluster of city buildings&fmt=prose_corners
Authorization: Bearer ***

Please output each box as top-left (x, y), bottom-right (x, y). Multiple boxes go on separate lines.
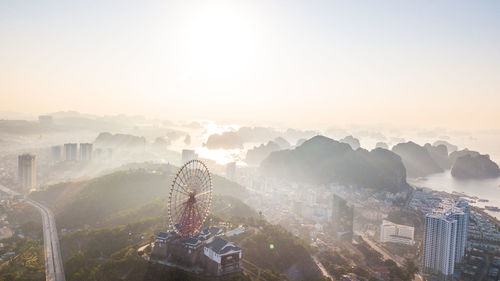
top-left (51, 142), bottom-right (93, 163)
top-left (468, 212), bottom-right (500, 243)
top-left (410, 187), bottom-right (500, 279)
top-left (17, 142), bottom-right (96, 193)
top-left (0, 192), bottom-right (31, 263)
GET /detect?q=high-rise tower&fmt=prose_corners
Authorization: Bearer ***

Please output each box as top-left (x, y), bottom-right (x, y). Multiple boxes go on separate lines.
top-left (18, 154), bottom-right (36, 193)
top-left (80, 143), bottom-right (93, 161)
top-left (422, 201), bottom-right (469, 277)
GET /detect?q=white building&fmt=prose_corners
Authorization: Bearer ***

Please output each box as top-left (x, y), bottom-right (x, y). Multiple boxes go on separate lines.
top-left (204, 237), bottom-right (242, 275)
top-left (380, 220), bottom-right (415, 245)
top-left (422, 201), bottom-right (469, 277)
top-left (226, 226), bottom-right (245, 237)
top-left (453, 201), bottom-right (469, 263)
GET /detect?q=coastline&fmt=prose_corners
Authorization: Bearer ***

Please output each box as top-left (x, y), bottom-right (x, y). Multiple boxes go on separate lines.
top-left (407, 171), bottom-right (500, 220)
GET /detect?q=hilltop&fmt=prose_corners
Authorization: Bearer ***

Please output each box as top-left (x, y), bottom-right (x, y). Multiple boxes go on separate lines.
top-left (25, 163), bottom-right (320, 281)
top-left (451, 154), bottom-right (500, 179)
top-left (29, 164), bottom-right (248, 229)
top-left (392, 142), bottom-right (444, 177)
top-left (260, 136), bottom-right (409, 193)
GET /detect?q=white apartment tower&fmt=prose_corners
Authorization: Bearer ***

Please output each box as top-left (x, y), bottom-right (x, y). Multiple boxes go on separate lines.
top-left (423, 201), bottom-right (469, 277)
top-left (452, 202), bottom-right (469, 263)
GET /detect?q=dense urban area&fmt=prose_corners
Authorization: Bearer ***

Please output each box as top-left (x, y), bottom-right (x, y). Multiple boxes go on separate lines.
top-left (0, 114), bottom-right (498, 281)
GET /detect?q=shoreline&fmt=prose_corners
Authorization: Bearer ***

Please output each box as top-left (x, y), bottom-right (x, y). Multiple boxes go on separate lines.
top-left (470, 206), bottom-right (500, 228)
top-left (407, 172), bottom-right (500, 221)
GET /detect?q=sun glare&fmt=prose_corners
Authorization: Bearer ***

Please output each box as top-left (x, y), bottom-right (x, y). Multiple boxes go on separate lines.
top-left (181, 6), bottom-right (258, 80)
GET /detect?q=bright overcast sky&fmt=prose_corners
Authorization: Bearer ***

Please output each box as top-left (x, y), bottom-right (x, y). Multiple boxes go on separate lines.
top-left (1, 0), bottom-right (499, 129)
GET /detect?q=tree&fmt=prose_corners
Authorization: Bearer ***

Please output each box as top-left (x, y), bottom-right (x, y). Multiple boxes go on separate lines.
top-left (404, 259), bottom-right (418, 280)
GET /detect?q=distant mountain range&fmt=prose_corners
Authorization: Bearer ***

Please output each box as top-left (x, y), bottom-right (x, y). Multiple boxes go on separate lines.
top-left (392, 142), bottom-right (445, 177)
top-left (451, 152), bottom-right (500, 179)
top-left (246, 141), bottom-right (282, 166)
top-left (260, 135), bottom-right (409, 192)
top-left (204, 131), bottom-right (244, 149)
top-left (245, 137), bottom-right (292, 166)
top-left (392, 142), bottom-right (500, 179)
top-left (95, 132), bottom-right (146, 148)
top-left (339, 135), bottom-right (360, 150)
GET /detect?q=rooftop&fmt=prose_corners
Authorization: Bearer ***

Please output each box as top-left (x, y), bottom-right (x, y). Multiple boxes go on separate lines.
top-left (157, 231), bottom-right (169, 239)
top-left (205, 237), bottom-right (241, 255)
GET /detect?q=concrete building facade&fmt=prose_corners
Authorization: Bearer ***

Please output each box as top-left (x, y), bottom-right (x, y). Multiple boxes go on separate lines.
top-left (422, 201), bottom-right (469, 277)
top-left (79, 143), bottom-right (93, 161)
top-left (18, 154), bottom-right (36, 193)
top-left (64, 143), bottom-right (78, 161)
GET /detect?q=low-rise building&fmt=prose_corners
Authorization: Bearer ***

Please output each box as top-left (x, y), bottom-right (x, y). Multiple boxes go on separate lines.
top-left (204, 237), bottom-right (242, 276)
top-left (380, 220), bottom-right (415, 245)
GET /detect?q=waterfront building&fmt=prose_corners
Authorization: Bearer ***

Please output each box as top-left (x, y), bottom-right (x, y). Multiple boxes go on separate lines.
top-left (422, 201), bottom-right (469, 277)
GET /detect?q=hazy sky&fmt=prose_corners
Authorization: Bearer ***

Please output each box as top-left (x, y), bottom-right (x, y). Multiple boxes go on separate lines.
top-left (1, 0), bottom-right (499, 129)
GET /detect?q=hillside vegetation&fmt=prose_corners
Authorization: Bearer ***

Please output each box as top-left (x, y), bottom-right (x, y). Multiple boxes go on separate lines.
top-left (0, 238), bottom-right (45, 281)
top-left (26, 163), bottom-right (320, 280)
top-left (30, 164), bottom-right (248, 229)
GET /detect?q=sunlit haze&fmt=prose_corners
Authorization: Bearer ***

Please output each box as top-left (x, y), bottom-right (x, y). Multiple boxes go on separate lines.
top-left (1, 0), bottom-right (500, 130)
top-left (2, 2), bottom-right (500, 281)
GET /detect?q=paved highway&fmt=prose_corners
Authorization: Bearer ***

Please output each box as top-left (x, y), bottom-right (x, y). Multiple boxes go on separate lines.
top-left (0, 185), bottom-right (66, 281)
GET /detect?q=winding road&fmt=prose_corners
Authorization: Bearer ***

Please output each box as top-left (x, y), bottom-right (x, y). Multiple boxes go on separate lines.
top-left (0, 184), bottom-right (66, 281)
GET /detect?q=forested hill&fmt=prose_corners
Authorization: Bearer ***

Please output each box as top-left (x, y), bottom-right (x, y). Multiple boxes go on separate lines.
top-left (29, 164), bottom-right (248, 229)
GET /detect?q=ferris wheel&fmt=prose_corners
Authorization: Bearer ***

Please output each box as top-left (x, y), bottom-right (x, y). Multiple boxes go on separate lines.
top-left (168, 160), bottom-right (212, 238)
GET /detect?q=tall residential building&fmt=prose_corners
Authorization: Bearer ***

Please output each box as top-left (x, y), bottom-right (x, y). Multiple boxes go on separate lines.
top-left (452, 202), bottom-right (469, 263)
top-left (51, 145), bottom-right (62, 164)
top-left (380, 220), bottom-right (415, 245)
top-left (423, 201), bottom-right (469, 277)
top-left (181, 149), bottom-right (198, 163)
top-left (331, 194), bottom-right (354, 242)
top-left (80, 143), bottom-right (93, 161)
top-left (64, 143), bottom-right (78, 161)
top-left (18, 154), bottom-right (36, 193)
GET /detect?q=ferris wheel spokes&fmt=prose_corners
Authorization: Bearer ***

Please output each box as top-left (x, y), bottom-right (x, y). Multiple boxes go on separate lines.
top-left (169, 160), bottom-right (212, 238)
